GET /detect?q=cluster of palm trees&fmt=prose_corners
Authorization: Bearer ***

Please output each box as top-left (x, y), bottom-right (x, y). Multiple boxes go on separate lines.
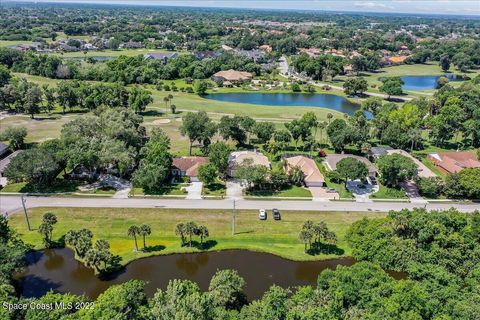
top-left (298, 220), bottom-right (337, 253)
top-left (127, 224), bottom-right (152, 251)
top-left (65, 228), bottom-right (114, 273)
top-left (38, 212), bottom-right (58, 248)
top-left (175, 222), bottom-right (209, 248)
top-left (163, 94), bottom-right (176, 114)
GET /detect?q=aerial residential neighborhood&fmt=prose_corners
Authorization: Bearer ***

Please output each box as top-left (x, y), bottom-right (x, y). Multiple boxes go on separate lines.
top-left (0, 1), bottom-right (479, 319)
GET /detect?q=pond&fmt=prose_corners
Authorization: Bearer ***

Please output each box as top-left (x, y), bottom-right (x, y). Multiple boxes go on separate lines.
top-left (400, 74), bottom-right (461, 91)
top-left (17, 249), bottom-right (356, 300)
top-left (204, 92), bottom-right (361, 115)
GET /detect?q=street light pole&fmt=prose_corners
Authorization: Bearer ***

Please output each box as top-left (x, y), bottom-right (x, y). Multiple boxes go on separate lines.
top-left (21, 195), bottom-right (31, 231)
top-left (232, 199), bottom-right (236, 236)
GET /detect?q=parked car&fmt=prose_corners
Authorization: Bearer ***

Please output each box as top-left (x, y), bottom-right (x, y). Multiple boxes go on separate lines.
top-left (272, 208), bottom-right (281, 220)
top-left (259, 209), bottom-right (267, 220)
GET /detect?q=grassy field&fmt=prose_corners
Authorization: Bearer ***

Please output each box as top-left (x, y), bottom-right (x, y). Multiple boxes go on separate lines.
top-left (8, 207), bottom-right (386, 263)
top-left (247, 185), bottom-right (312, 198)
top-left (370, 184), bottom-right (407, 199)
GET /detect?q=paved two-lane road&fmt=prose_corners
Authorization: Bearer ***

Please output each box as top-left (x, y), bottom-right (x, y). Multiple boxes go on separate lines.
top-left (1, 195), bottom-right (478, 215)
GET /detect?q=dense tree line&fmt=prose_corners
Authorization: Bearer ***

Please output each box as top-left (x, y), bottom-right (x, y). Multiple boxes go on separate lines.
top-left (347, 208), bottom-right (480, 318)
top-left (0, 48), bottom-right (269, 84)
top-left (0, 69), bottom-right (154, 116)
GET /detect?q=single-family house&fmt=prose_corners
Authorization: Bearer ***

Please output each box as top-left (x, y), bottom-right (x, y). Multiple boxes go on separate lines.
top-left (194, 51), bottom-right (222, 60)
top-left (171, 157), bottom-right (208, 182)
top-left (120, 40), bottom-right (143, 49)
top-left (228, 151), bottom-right (271, 177)
top-left (368, 146), bottom-right (393, 160)
top-left (221, 44), bottom-right (234, 51)
top-left (0, 142), bottom-right (9, 159)
top-left (0, 150), bottom-right (24, 184)
top-left (235, 49), bottom-right (266, 62)
top-left (212, 69), bottom-right (253, 84)
top-left (427, 151), bottom-right (480, 174)
top-left (284, 156), bottom-right (325, 187)
top-left (324, 154), bottom-right (378, 177)
top-left (386, 55), bottom-right (409, 65)
top-left (259, 44), bottom-right (272, 53)
top-left (143, 52), bottom-right (178, 63)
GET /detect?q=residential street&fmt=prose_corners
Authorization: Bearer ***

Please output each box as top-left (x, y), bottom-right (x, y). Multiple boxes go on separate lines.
top-left (1, 195), bottom-right (478, 215)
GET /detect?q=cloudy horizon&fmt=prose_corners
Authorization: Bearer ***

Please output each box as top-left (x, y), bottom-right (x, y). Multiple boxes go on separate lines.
top-left (3, 0), bottom-right (480, 16)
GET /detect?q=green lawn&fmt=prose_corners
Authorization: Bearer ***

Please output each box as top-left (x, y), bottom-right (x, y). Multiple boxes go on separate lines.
top-left (8, 207), bottom-right (386, 264)
top-left (131, 183), bottom-right (188, 196)
top-left (1, 179), bottom-right (80, 193)
top-left (370, 184), bottom-right (407, 199)
top-left (202, 181), bottom-right (226, 197)
top-left (317, 161), bottom-right (353, 198)
top-left (247, 185), bottom-right (312, 198)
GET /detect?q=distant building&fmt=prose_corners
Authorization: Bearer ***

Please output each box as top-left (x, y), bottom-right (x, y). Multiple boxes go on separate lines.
top-left (194, 51), bottom-right (222, 60)
top-left (221, 44), bottom-right (234, 51)
top-left (324, 154), bottom-right (378, 177)
top-left (368, 146), bottom-right (393, 159)
top-left (120, 40), bottom-right (143, 49)
top-left (171, 157), bottom-right (208, 182)
top-left (228, 151), bottom-right (271, 177)
top-left (0, 150), bottom-right (24, 185)
top-left (427, 151), bottom-right (480, 174)
top-left (300, 48), bottom-right (321, 57)
top-left (259, 44), bottom-right (272, 53)
top-left (0, 142), bottom-right (8, 159)
top-left (386, 55), bottom-right (409, 65)
top-left (235, 49), bottom-right (266, 62)
top-left (143, 52), bottom-right (178, 63)
top-left (284, 155), bottom-right (325, 187)
top-left (212, 69), bottom-right (253, 84)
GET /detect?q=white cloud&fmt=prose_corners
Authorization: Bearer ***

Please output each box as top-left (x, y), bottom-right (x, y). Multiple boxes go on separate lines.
top-left (353, 1), bottom-right (394, 10)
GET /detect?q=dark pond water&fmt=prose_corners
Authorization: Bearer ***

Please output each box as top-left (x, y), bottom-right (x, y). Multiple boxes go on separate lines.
top-left (400, 74), bottom-right (461, 91)
top-left (204, 92), bottom-right (361, 115)
top-left (18, 249), bottom-right (406, 300)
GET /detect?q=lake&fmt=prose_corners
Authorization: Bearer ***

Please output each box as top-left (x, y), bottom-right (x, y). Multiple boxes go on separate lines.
top-left (400, 74), bottom-right (461, 91)
top-left (17, 249), bottom-right (359, 300)
top-left (204, 92), bottom-right (361, 115)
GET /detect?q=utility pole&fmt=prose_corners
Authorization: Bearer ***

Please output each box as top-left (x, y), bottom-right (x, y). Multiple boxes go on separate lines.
top-left (232, 199), bottom-right (236, 236)
top-left (21, 195), bottom-right (31, 231)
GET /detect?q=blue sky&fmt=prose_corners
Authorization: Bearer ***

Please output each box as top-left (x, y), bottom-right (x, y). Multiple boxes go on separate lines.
top-left (9, 1), bottom-right (480, 16)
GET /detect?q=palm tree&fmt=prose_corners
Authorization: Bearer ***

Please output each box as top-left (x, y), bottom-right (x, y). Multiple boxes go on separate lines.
top-left (195, 225), bottom-right (209, 247)
top-left (317, 121), bottom-right (326, 145)
top-left (163, 96), bottom-right (170, 114)
top-left (302, 221), bottom-right (315, 248)
top-left (85, 248), bottom-right (101, 272)
top-left (175, 223), bottom-right (186, 246)
top-left (38, 223), bottom-right (53, 247)
top-left (139, 224), bottom-right (152, 250)
top-left (185, 221), bottom-right (198, 247)
top-left (327, 113), bottom-right (333, 125)
top-left (127, 225), bottom-right (140, 251)
top-left (299, 230), bottom-right (311, 253)
top-left (95, 239), bottom-right (110, 251)
top-left (65, 230), bottom-right (80, 255)
top-left (313, 222), bottom-right (328, 244)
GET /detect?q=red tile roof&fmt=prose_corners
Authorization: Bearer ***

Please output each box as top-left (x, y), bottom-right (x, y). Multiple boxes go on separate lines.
top-left (172, 157), bottom-right (208, 177)
top-left (428, 151), bottom-right (480, 173)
